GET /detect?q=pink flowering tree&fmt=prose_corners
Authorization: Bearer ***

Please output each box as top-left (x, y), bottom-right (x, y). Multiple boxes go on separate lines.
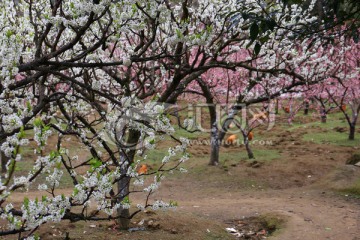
top-left (303, 30), bottom-right (360, 139)
top-left (325, 36), bottom-right (360, 140)
top-left (195, 34), bottom-right (343, 165)
top-left (307, 82), bottom-right (339, 123)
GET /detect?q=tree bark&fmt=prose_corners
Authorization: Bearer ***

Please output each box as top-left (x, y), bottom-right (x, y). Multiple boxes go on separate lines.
top-left (197, 78), bottom-right (220, 166)
top-left (0, 139), bottom-right (9, 174)
top-left (349, 125), bottom-right (355, 140)
top-left (209, 122), bottom-right (219, 166)
top-left (304, 101), bottom-right (309, 115)
top-left (209, 106), bottom-right (240, 165)
top-left (320, 107), bottom-right (327, 123)
top-left (1, 150), bottom-right (8, 174)
top-left (116, 129), bottom-right (141, 229)
top-left (244, 138), bottom-right (254, 159)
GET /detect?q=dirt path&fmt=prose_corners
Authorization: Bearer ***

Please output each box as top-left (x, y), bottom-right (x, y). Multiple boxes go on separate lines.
top-left (155, 180), bottom-right (360, 240)
top-left (5, 178), bottom-right (360, 240)
top-left (3, 119), bottom-right (360, 239)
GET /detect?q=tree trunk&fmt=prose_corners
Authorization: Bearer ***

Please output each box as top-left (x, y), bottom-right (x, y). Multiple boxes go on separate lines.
top-left (304, 101), bottom-right (309, 115)
top-left (320, 107), bottom-right (327, 123)
top-left (197, 78), bottom-right (220, 166)
top-left (117, 157), bottom-right (131, 229)
top-left (208, 100), bottom-right (218, 166)
top-left (244, 138), bottom-right (254, 159)
top-left (275, 99), bottom-right (279, 114)
top-left (218, 108), bottom-right (239, 143)
top-left (209, 106), bottom-right (243, 165)
top-left (116, 129), bottom-right (141, 229)
top-left (209, 122), bottom-right (219, 166)
top-left (0, 139), bottom-right (9, 174)
top-left (1, 150), bottom-right (8, 174)
top-left (349, 125), bottom-right (355, 140)
top-left (321, 115), bottom-right (326, 123)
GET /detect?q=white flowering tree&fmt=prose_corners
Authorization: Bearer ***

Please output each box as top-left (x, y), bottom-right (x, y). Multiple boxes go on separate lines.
top-left (0, 0), bottom-right (350, 238)
top-left (0, 0), bottom-right (192, 237)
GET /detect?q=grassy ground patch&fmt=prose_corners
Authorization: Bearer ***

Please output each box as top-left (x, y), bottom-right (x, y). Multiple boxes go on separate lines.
top-left (220, 149), bottom-right (281, 163)
top-left (303, 131), bottom-right (360, 147)
top-left (337, 178), bottom-right (360, 197)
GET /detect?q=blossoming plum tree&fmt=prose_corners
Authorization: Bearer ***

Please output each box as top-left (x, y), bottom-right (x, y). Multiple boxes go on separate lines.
top-left (0, 0), bottom-right (193, 236)
top-left (0, 0), bottom-right (352, 238)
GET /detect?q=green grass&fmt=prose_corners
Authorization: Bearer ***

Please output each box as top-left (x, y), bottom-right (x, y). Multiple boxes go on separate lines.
top-left (280, 111), bottom-right (360, 147)
top-left (303, 131), bottom-right (360, 147)
top-left (338, 178), bottom-right (360, 197)
top-left (14, 159), bottom-right (34, 171)
top-left (220, 149), bottom-right (280, 163)
top-left (285, 110), bottom-right (354, 129)
top-left (205, 231), bottom-right (233, 240)
top-left (172, 127), bottom-right (208, 139)
top-left (289, 118), bottom-right (349, 132)
top-left (11, 159), bottom-right (74, 190)
top-left (259, 213), bottom-right (286, 236)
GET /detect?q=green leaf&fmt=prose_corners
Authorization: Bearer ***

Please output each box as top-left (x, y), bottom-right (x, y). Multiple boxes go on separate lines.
top-left (169, 200), bottom-right (178, 207)
top-left (73, 188), bottom-right (79, 196)
top-left (33, 118), bottom-right (43, 128)
top-left (12, 147), bottom-right (17, 156)
top-left (89, 158), bottom-right (102, 169)
top-left (6, 30), bottom-right (14, 38)
top-left (121, 196), bottom-right (130, 204)
top-left (176, 29), bottom-right (183, 38)
top-left (250, 23), bottom-right (259, 41)
top-left (131, 3), bottom-right (137, 13)
top-left (49, 150), bottom-right (60, 159)
top-left (55, 161), bottom-right (62, 169)
top-left (24, 197), bottom-right (30, 210)
top-left (17, 126), bottom-right (25, 139)
top-left (26, 101), bottom-right (32, 112)
top-left (34, 233), bottom-right (40, 240)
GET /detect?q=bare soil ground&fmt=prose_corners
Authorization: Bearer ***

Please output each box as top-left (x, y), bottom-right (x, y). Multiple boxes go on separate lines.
top-left (1, 112), bottom-right (360, 240)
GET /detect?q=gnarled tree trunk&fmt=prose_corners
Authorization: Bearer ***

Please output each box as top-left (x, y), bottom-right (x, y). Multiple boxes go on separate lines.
top-left (116, 129), bottom-right (141, 229)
